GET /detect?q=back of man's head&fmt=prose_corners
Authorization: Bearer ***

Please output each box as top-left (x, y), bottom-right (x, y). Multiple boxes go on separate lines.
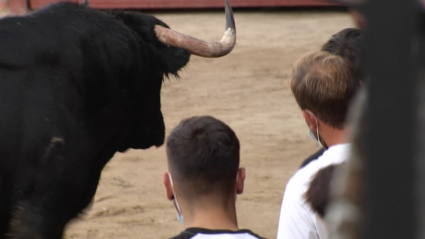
top-left (291, 51), bottom-right (359, 129)
top-left (166, 116), bottom-right (240, 205)
top-left (321, 28), bottom-right (365, 81)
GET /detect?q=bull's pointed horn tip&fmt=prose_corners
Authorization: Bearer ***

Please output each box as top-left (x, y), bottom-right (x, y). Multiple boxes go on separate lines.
top-left (224, 0), bottom-right (236, 31)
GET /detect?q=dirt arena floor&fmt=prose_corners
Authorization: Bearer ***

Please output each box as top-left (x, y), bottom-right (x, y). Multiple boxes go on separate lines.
top-left (62, 8), bottom-right (354, 239)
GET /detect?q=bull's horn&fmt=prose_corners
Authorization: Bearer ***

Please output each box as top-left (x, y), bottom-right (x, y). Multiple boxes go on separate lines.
top-left (154, 0), bottom-right (236, 58)
top-left (83, 0), bottom-right (89, 6)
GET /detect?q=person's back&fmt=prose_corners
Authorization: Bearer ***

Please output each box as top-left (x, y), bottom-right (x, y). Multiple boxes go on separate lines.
top-left (163, 116), bottom-right (264, 239)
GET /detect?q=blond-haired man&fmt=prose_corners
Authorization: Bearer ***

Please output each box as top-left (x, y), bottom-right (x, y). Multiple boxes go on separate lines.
top-left (277, 51), bottom-right (360, 239)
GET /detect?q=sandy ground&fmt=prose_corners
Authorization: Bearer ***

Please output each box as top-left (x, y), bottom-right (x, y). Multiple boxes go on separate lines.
top-left (62, 9), bottom-right (354, 239)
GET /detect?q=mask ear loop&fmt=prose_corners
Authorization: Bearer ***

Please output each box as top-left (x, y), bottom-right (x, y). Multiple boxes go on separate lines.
top-left (168, 174), bottom-right (184, 224)
top-left (235, 172), bottom-right (239, 202)
top-left (314, 118), bottom-right (322, 147)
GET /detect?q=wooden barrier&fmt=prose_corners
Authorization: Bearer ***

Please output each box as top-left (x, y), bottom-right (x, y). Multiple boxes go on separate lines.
top-left (9, 0), bottom-right (27, 14)
top-left (0, 0), bottom-right (7, 12)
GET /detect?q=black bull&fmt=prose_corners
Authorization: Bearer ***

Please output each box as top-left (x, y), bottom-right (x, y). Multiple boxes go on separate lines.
top-left (0, 1), bottom-right (236, 238)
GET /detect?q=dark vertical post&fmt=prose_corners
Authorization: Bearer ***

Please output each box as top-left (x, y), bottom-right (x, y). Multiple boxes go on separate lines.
top-left (364, 0), bottom-right (417, 239)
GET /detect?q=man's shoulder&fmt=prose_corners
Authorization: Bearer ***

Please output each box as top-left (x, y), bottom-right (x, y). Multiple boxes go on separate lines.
top-left (319, 143), bottom-right (351, 164)
top-left (169, 231), bottom-right (192, 239)
top-left (299, 148), bottom-right (325, 168)
top-left (169, 228), bottom-right (266, 239)
top-left (286, 144), bottom-right (351, 194)
top-left (286, 160), bottom-right (323, 192)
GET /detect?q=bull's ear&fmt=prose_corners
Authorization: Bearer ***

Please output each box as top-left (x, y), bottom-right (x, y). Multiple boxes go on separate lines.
top-left (110, 12), bottom-right (191, 77)
top-left (156, 45), bottom-right (191, 77)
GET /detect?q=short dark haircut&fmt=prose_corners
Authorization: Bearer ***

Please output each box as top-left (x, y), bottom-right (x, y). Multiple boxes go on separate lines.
top-left (166, 116), bottom-right (240, 202)
top-left (321, 28), bottom-right (365, 81)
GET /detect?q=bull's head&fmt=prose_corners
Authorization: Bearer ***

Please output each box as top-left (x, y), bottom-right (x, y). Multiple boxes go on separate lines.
top-left (107, 0), bottom-right (236, 151)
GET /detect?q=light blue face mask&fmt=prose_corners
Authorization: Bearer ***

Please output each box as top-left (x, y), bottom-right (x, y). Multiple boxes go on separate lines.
top-left (306, 110), bottom-right (326, 149)
top-left (308, 127), bottom-right (325, 148)
top-left (168, 174), bottom-right (184, 225)
top-left (176, 208), bottom-right (184, 224)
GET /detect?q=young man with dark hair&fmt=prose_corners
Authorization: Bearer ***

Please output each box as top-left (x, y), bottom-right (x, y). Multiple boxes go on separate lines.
top-left (163, 116), bottom-right (264, 239)
top-left (277, 51), bottom-right (360, 239)
top-left (300, 27), bottom-right (365, 169)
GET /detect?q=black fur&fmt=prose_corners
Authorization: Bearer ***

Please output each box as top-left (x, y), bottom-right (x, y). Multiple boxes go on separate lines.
top-left (0, 2), bottom-right (190, 238)
top-left (304, 164), bottom-right (344, 218)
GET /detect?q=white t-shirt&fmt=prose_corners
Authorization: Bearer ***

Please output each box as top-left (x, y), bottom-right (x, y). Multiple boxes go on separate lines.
top-left (276, 144), bottom-right (351, 239)
top-left (171, 228), bottom-right (264, 239)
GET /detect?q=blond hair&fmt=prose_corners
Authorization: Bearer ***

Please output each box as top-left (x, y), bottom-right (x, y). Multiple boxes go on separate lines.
top-left (291, 51), bottom-right (358, 129)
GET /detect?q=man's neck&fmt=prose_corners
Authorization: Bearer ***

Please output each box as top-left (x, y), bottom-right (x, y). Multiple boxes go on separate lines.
top-left (183, 203), bottom-right (239, 231)
top-left (320, 124), bottom-right (349, 148)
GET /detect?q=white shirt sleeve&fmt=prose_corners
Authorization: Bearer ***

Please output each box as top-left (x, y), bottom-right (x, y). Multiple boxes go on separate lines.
top-left (276, 179), bottom-right (320, 239)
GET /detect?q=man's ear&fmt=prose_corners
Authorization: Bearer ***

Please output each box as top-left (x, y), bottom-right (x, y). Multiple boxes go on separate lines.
top-left (302, 110), bottom-right (317, 131)
top-left (236, 168), bottom-right (246, 195)
top-left (163, 172), bottom-right (174, 201)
